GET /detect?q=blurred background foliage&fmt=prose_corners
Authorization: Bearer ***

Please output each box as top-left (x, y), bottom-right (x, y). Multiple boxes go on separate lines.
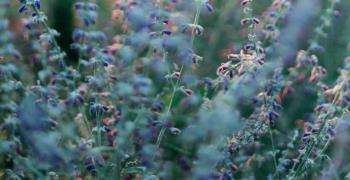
top-left (28, 0), bottom-right (350, 130)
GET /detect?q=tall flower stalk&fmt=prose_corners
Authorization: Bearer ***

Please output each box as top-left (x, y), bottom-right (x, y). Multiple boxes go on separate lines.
top-left (154, 0), bottom-right (203, 153)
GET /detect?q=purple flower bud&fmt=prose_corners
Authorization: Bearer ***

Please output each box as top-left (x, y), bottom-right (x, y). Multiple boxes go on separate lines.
top-left (205, 2), bottom-right (214, 13)
top-left (265, 24), bottom-right (275, 31)
top-left (74, 2), bottom-right (84, 10)
top-left (252, 18), bottom-right (260, 25)
top-left (240, 18), bottom-right (251, 25)
top-left (267, 111), bottom-right (279, 123)
top-left (327, 128), bottom-right (335, 137)
top-left (18, 5), bottom-right (27, 13)
top-left (72, 29), bottom-right (85, 42)
top-left (339, 98), bottom-right (349, 108)
top-left (161, 29), bottom-right (172, 36)
top-left (34, 0), bottom-right (41, 9)
top-left (58, 59), bottom-right (65, 69)
top-left (241, 0), bottom-right (251, 7)
top-left (244, 44), bottom-right (254, 51)
top-left (255, 56), bottom-right (265, 65)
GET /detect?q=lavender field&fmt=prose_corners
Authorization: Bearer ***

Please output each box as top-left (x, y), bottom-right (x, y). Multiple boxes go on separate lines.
top-left (1, 0), bottom-right (350, 179)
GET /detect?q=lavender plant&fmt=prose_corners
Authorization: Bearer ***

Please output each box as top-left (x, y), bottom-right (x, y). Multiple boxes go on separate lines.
top-left (1, 0), bottom-right (350, 179)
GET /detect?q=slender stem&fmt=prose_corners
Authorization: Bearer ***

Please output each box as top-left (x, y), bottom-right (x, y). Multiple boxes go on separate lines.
top-left (31, 5), bottom-right (65, 63)
top-left (269, 125), bottom-right (279, 179)
top-left (81, 106), bottom-right (93, 137)
top-left (76, 35), bottom-right (85, 72)
top-left (154, 65), bottom-right (183, 150)
top-left (96, 112), bottom-right (102, 147)
top-left (286, 0), bottom-right (340, 178)
top-left (290, 114), bottom-right (329, 178)
top-left (289, 82), bottom-right (344, 178)
top-left (76, 0), bottom-right (89, 72)
top-left (153, 2), bottom-right (201, 156)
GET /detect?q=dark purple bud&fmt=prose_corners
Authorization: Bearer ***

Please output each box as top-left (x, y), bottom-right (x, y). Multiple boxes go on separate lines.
top-left (163, 20), bottom-right (169, 24)
top-left (240, 18), bottom-right (251, 25)
top-left (265, 24), bottom-right (275, 31)
top-left (89, 106), bottom-right (96, 114)
top-left (84, 157), bottom-right (98, 176)
top-left (267, 111), bottom-right (280, 122)
top-left (205, 2), bottom-right (214, 13)
top-left (327, 128), bottom-right (335, 137)
top-left (311, 128), bottom-right (319, 134)
top-left (339, 98), bottom-right (349, 108)
top-left (74, 2), bottom-right (84, 10)
top-left (161, 29), bottom-right (172, 36)
top-left (58, 59), bottom-right (65, 69)
top-left (83, 18), bottom-right (90, 26)
top-left (72, 29), bottom-right (85, 42)
top-left (18, 5), bottom-right (27, 13)
top-left (302, 135), bottom-right (310, 143)
top-left (252, 18), bottom-right (260, 25)
top-left (34, 0), bottom-right (41, 9)
top-left (194, 25), bottom-right (204, 35)
top-left (244, 44), bottom-right (254, 51)
top-left (252, 96), bottom-right (261, 105)
top-left (241, 0), bottom-right (251, 7)
top-left (257, 47), bottom-right (265, 54)
top-left (255, 56), bottom-right (265, 65)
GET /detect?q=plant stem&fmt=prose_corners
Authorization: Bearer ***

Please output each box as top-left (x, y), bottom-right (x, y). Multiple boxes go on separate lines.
top-left (269, 125), bottom-right (279, 179)
top-left (31, 5), bottom-right (65, 64)
top-left (290, 114), bottom-right (329, 179)
top-left (154, 2), bottom-right (201, 155)
top-left (96, 111), bottom-right (103, 147)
